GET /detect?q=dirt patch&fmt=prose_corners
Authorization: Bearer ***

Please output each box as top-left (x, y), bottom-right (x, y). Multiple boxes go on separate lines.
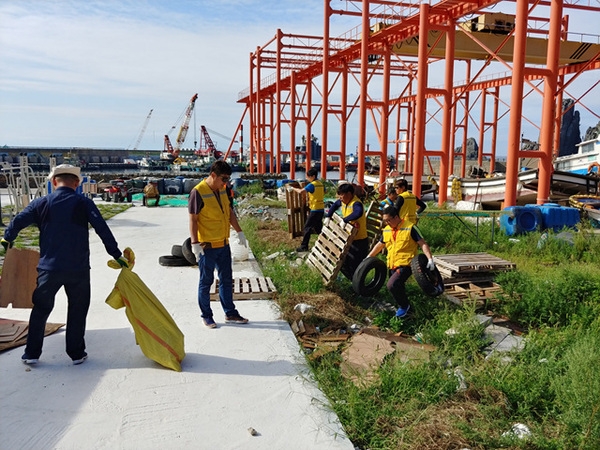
top-left (254, 220), bottom-right (297, 249)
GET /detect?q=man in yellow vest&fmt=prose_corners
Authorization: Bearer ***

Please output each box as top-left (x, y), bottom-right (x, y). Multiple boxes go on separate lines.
top-left (188, 161), bottom-right (248, 328)
top-left (291, 168), bottom-right (325, 252)
top-left (325, 182), bottom-right (369, 280)
top-left (367, 205), bottom-right (435, 318)
top-left (380, 185), bottom-right (398, 210)
top-left (394, 178), bottom-right (427, 224)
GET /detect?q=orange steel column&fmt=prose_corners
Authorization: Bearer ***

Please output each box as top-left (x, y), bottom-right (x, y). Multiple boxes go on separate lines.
top-left (504, 0), bottom-right (529, 207)
top-left (290, 71), bottom-right (297, 180)
top-left (269, 97), bottom-right (276, 173)
top-left (490, 87), bottom-right (500, 173)
top-left (276, 29), bottom-right (283, 176)
top-left (306, 81), bottom-right (313, 172)
top-left (378, 49), bottom-right (391, 192)
top-left (321, 0), bottom-right (331, 181)
top-left (439, 21), bottom-right (455, 205)
top-left (339, 65), bottom-right (348, 181)
top-left (478, 90), bottom-right (487, 168)
top-left (554, 75), bottom-right (564, 159)
top-left (255, 46), bottom-right (264, 174)
top-left (248, 52), bottom-right (255, 174)
top-left (356, 0), bottom-right (370, 186)
top-left (537, 0), bottom-right (563, 204)
top-left (412, 3), bottom-right (430, 197)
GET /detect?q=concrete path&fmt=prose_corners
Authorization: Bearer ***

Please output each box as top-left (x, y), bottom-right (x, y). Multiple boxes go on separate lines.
top-left (0, 203), bottom-right (354, 450)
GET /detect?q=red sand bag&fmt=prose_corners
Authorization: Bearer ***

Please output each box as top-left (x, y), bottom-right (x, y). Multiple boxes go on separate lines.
top-left (105, 248), bottom-right (185, 371)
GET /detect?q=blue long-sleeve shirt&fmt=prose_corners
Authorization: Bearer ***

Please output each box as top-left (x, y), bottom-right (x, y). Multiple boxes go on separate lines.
top-left (4, 187), bottom-right (122, 271)
top-left (326, 199), bottom-right (364, 222)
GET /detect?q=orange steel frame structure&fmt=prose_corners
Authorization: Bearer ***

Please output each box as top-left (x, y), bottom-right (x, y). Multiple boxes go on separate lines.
top-left (227, 0), bottom-right (600, 207)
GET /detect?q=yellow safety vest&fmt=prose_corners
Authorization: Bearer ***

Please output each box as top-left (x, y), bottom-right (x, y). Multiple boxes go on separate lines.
top-left (382, 223), bottom-right (418, 269)
top-left (342, 195), bottom-right (367, 240)
top-left (307, 180), bottom-right (324, 211)
top-left (193, 180), bottom-right (231, 248)
top-left (399, 190), bottom-right (418, 225)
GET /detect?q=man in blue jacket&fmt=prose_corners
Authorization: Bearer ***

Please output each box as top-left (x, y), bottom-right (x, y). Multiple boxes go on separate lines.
top-left (2, 164), bottom-right (127, 365)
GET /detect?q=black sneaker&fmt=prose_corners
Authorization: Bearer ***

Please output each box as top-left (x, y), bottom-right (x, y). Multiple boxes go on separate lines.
top-left (21, 353), bottom-right (39, 365)
top-left (203, 317), bottom-right (217, 329)
top-left (225, 313), bottom-right (249, 324)
top-left (72, 352), bottom-right (88, 365)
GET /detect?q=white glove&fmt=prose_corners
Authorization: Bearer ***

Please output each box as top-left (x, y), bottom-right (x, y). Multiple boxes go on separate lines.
top-left (237, 231), bottom-right (247, 247)
top-left (426, 258), bottom-right (436, 271)
top-left (323, 217), bottom-right (331, 227)
top-left (192, 243), bottom-right (204, 259)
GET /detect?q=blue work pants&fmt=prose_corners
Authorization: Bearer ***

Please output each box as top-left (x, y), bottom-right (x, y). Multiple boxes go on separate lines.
top-left (197, 245), bottom-right (237, 319)
top-left (26, 269), bottom-right (91, 360)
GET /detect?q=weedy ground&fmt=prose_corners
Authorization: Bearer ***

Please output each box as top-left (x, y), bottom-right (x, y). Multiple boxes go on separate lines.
top-left (238, 185), bottom-right (600, 450)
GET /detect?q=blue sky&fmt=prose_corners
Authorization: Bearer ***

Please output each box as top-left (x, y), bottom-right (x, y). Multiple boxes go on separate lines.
top-left (0, 0), bottom-right (598, 155)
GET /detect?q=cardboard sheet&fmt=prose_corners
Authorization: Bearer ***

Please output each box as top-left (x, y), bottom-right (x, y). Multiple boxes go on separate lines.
top-left (0, 247), bottom-right (39, 308)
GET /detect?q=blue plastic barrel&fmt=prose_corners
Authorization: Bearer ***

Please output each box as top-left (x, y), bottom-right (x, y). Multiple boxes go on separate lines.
top-left (500, 206), bottom-right (522, 236)
top-left (519, 205), bottom-right (543, 232)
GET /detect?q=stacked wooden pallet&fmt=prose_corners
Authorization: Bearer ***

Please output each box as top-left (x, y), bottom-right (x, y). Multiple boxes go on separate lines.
top-left (444, 280), bottom-right (504, 307)
top-left (433, 252), bottom-right (516, 307)
top-left (434, 252), bottom-right (516, 280)
top-left (306, 214), bottom-right (358, 286)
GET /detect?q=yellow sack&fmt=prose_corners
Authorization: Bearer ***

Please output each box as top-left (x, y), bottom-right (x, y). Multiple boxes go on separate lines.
top-left (105, 248), bottom-right (185, 371)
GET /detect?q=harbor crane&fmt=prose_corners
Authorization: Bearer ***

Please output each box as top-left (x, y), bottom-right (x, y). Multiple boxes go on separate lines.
top-left (131, 109), bottom-right (153, 151)
top-left (195, 125), bottom-right (223, 159)
top-left (162, 93), bottom-right (198, 161)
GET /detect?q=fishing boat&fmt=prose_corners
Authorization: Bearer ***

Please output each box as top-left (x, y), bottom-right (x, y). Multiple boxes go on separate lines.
top-left (554, 137), bottom-right (600, 175)
top-left (569, 194), bottom-right (600, 227)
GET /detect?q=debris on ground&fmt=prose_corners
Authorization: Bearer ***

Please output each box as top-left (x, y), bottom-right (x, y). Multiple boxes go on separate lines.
top-left (340, 328), bottom-right (436, 385)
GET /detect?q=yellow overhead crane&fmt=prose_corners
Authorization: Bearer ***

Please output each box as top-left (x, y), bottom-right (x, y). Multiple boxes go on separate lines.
top-left (381, 13), bottom-right (600, 65)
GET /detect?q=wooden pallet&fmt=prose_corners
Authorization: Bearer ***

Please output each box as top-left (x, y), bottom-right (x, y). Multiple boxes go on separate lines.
top-left (365, 201), bottom-right (383, 250)
top-left (209, 277), bottom-right (277, 300)
top-left (286, 188), bottom-right (308, 238)
top-left (306, 214), bottom-right (358, 286)
top-left (434, 252), bottom-right (516, 278)
top-left (444, 280), bottom-right (503, 307)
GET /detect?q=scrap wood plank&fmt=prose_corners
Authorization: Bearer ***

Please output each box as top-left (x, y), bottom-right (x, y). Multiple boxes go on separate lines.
top-left (434, 252), bottom-right (516, 276)
top-left (0, 247), bottom-right (39, 309)
top-left (209, 277), bottom-right (277, 300)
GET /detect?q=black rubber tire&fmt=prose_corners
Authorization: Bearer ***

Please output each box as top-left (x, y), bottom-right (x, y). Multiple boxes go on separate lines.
top-left (158, 255), bottom-right (192, 267)
top-left (112, 192), bottom-right (119, 203)
top-left (103, 192), bottom-right (110, 202)
top-left (410, 254), bottom-right (444, 297)
top-left (171, 244), bottom-right (184, 258)
top-left (126, 193), bottom-right (133, 202)
top-left (181, 237), bottom-right (197, 265)
top-left (352, 256), bottom-right (387, 297)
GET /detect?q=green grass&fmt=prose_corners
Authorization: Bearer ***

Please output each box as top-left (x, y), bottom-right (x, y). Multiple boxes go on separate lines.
top-left (241, 206), bottom-right (600, 449)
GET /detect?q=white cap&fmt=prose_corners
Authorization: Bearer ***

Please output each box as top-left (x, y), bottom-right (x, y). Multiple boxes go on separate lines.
top-left (48, 164), bottom-right (82, 181)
